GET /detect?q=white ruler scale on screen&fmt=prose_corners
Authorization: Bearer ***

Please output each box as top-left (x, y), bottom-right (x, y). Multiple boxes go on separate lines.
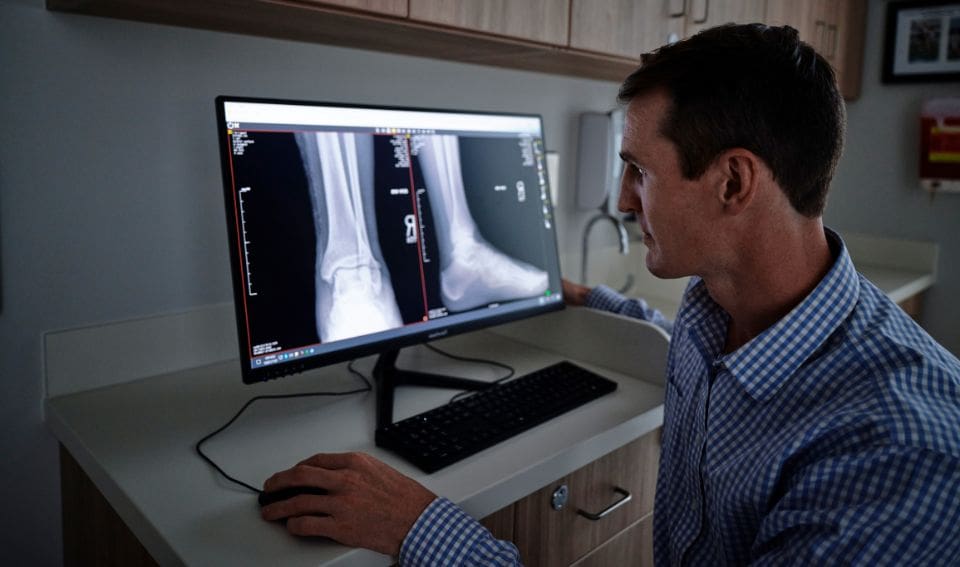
top-left (238, 186), bottom-right (257, 297)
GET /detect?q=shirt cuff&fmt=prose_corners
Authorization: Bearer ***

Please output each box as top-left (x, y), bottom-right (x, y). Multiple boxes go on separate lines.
top-left (584, 284), bottom-right (626, 310)
top-left (399, 497), bottom-right (520, 566)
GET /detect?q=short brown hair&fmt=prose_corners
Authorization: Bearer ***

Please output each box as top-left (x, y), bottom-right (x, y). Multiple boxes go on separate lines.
top-left (618, 24), bottom-right (845, 217)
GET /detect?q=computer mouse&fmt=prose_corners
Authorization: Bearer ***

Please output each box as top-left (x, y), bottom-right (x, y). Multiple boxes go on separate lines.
top-left (258, 486), bottom-right (328, 507)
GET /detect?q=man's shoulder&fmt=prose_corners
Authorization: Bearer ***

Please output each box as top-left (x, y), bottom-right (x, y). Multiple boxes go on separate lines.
top-left (845, 275), bottom-right (959, 371)
top-left (833, 275), bottom-right (960, 456)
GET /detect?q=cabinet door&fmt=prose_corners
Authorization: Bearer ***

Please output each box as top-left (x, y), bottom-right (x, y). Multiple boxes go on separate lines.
top-left (684, 0), bottom-right (767, 37)
top-left (569, 0), bottom-right (685, 59)
top-left (513, 428), bottom-right (661, 566)
top-left (832, 0), bottom-right (866, 99)
top-left (409, 0), bottom-right (569, 45)
top-left (298, 0), bottom-right (408, 17)
top-left (765, 0), bottom-right (865, 99)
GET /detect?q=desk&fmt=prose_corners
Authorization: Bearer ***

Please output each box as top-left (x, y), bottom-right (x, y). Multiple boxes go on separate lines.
top-left (46, 308), bottom-right (669, 566)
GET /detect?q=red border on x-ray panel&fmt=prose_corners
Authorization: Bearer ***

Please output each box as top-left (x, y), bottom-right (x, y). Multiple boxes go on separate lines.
top-left (405, 137), bottom-right (431, 320)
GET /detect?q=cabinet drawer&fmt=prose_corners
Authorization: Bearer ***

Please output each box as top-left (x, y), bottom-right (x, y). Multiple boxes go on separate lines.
top-left (513, 428), bottom-right (661, 566)
top-left (570, 513), bottom-right (654, 567)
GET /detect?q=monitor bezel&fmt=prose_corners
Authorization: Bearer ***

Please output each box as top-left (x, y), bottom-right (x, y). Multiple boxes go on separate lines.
top-left (215, 95), bottom-right (565, 384)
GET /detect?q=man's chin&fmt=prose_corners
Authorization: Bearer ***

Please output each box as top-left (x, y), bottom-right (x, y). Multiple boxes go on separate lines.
top-left (645, 256), bottom-right (686, 280)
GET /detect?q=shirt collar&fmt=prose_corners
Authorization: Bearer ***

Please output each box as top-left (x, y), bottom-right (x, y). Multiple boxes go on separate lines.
top-left (681, 228), bottom-right (860, 402)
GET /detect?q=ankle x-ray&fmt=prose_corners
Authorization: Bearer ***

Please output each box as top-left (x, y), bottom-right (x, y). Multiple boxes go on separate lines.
top-left (295, 131), bottom-right (548, 343)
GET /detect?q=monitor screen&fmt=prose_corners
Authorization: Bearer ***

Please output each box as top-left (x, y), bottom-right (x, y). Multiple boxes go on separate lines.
top-left (216, 96), bottom-right (564, 383)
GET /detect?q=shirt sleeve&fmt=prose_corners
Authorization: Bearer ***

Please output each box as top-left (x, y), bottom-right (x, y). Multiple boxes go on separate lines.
top-left (749, 445), bottom-right (960, 565)
top-left (400, 497), bottom-right (522, 567)
top-left (585, 284), bottom-right (674, 335)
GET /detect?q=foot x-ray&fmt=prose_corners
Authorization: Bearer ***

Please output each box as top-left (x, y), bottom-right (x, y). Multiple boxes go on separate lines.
top-left (295, 132), bottom-right (549, 343)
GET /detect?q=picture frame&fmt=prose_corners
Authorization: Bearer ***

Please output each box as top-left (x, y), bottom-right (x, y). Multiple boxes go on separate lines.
top-left (883, 1), bottom-right (960, 83)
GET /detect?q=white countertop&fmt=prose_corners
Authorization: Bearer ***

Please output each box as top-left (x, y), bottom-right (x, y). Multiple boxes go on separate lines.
top-left (45, 308), bottom-right (670, 567)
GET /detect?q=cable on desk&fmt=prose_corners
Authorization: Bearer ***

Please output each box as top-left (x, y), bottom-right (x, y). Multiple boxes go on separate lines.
top-left (422, 343), bottom-right (515, 404)
top-left (194, 360), bottom-right (373, 494)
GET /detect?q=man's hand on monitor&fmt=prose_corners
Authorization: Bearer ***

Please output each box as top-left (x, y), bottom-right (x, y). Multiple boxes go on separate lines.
top-left (260, 452), bottom-right (436, 556)
top-left (561, 278), bottom-right (591, 306)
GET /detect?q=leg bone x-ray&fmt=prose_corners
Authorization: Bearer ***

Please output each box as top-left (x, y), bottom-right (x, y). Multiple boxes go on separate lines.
top-left (416, 135), bottom-right (548, 312)
top-left (296, 132), bottom-right (403, 343)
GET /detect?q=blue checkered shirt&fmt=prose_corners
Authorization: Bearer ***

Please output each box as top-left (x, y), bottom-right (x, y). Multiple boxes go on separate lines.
top-left (399, 232), bottom-right (960, 566)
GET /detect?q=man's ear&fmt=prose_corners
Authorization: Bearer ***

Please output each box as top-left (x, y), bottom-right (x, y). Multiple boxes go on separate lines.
top-left (713, 149), bottom-right (762, 214)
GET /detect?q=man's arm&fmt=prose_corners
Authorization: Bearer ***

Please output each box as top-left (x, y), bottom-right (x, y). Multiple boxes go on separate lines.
top-left (562, 278), bottom-right (674, 334)
top-left (750, 445), bottom-right (960, 565)
top-left (261, 452), bottom-right (521, 565)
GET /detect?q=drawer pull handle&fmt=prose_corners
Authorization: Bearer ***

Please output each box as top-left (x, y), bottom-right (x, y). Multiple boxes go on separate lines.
top-left (576, 487), bottom-right (632, 521)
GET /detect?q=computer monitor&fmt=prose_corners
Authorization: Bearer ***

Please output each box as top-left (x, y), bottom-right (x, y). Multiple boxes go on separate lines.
top-left (215, 95), bottom-right (564, 427)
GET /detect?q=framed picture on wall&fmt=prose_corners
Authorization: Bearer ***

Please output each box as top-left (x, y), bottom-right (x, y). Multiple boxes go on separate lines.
top-left (883, 1), bottom-right (960, 82)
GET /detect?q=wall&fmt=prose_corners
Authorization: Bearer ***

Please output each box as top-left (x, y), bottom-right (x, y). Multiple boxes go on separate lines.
top-left (827, 0), bottom-right (960, 354)
top-left (0, 2), bottom-right (617, 563)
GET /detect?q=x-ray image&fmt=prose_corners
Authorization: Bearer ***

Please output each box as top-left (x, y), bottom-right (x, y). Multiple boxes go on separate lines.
top-left (295, 132), bottom-right (404, 343)
top-left (296, 131), bottom-right (548, 343)
top-left (230, 129), bottom-right (555, 348)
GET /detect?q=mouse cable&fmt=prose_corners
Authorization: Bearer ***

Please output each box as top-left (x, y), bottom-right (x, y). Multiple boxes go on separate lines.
top-left (194, 359), bottom-right (373, 494)
top-left (422, 343), bottom-right (515, 404)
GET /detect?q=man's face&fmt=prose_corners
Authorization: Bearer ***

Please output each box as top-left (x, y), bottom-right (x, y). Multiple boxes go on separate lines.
top-left (617, 90), bottom-right (714, 279)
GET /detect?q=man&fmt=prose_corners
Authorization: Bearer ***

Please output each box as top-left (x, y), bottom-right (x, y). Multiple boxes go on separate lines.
top-left (261, 24), bottom-right (960, 565)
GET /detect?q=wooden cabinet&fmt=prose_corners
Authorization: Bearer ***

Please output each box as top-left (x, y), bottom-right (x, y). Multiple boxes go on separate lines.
top-left (298, 0), bottom-right (407, 17)
top-left (410, 0), bottom-right (568, 46)
top-left (831, 0), bottom-right (867, 99)
top-left (48, 0), bottom-right (639, 81)
top-left (61, 446), bottom-right (159, 567)
top-left (47, 0), bottom-right (865, 91)
top-left (481, 428), bottom-right (661, 566)
top-left (570, 0), bottom-right (767, 60)
top-left (682, 0), bottom-right (767, 38)
top-left (766, 0), bottom-right (866, 99)
top-left (569, 0), bottom-right (685, 59)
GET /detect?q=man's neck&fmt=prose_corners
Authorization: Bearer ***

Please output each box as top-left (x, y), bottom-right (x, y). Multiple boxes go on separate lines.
top-left (703, 220), bottom-right (834, 354)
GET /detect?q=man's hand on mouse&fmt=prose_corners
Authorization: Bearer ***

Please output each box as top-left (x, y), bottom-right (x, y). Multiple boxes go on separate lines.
top-left (261, 452), bottom-right (436, 556)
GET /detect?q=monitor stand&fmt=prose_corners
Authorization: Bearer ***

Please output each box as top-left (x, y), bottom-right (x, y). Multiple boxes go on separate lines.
top-left (373, 348), bottom-right (490, 431)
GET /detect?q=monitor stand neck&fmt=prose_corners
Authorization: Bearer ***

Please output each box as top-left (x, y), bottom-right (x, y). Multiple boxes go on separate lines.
top-left (373, 348), bottom-right (490, 430)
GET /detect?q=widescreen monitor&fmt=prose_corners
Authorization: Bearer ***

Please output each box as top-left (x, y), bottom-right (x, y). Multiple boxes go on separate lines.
top-left (215, 96), bottom-right (564, 417)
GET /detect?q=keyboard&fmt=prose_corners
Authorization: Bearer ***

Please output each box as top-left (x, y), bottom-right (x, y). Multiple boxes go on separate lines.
top-left (375, 360), bottom-right (618, 473)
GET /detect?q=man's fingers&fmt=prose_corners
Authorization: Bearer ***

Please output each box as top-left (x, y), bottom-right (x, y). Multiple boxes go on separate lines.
top-left (261, 493), bottom-right (335, 521)
top-left (297, 452), bottom-right (363, 470)
top-left (263, 463), bottom-right (340, 493)
top-left (286, 514), bottom-right (340, 539)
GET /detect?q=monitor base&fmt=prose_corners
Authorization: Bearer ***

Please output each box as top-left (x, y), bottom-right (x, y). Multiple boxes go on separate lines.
top-left (373, 348), bottom-right (490, 430)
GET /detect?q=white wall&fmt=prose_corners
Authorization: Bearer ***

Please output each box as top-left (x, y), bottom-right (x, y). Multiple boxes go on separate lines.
top-left (0, 2), bottom-right (617, 563)
top-left (2, 0), bottom-right (957, 564)
top-left (826, 0), bottom-right (960, 354)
